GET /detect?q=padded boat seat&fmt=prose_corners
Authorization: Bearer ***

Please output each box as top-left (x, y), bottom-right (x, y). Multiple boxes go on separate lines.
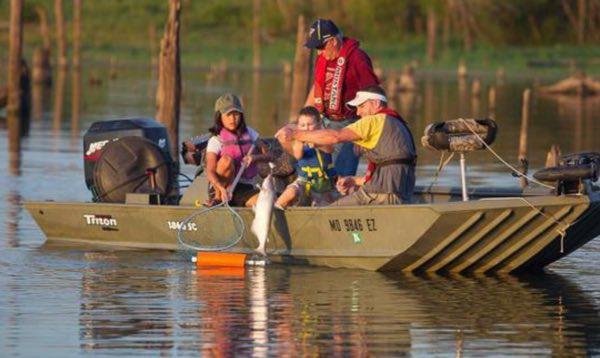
top-left (421, 118), bottom-right (497, 152)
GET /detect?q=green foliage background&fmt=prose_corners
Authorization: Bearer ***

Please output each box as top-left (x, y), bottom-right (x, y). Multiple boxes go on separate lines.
top-left (1, 0), bottom-right (599, 71)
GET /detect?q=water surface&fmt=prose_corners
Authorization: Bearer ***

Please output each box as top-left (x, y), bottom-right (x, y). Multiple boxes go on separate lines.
top-left (0, 67), bottom-right (599, 356)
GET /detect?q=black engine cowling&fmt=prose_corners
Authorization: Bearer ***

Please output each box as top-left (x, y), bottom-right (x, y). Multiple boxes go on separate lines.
top-left (83, 119), bottom-right (174, 202)
top-left (93, 137), bottom-right (172, 203)
top-left (534, 152), bottom-right (600, 194)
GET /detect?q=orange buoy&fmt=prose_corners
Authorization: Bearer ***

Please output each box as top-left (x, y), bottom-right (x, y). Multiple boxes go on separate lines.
top-left (194, 252), bottom-right (248, 268)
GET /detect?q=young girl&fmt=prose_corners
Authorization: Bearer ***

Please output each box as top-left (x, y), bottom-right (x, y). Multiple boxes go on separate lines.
top-left (205, 93), bottom-right (270, 207)
top-left (275, 106), bottom-right (337, 209)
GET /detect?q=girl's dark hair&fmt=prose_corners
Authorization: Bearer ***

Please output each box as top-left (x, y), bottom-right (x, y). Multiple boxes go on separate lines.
top-left (208, 111), bottom-right (247, 136)
top-left (298, 106), bottom-right (321, 124)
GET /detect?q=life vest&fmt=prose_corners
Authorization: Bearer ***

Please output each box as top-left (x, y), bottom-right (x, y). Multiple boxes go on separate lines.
top-left (297, 146), bottom-right (336, 193)
top-left (364, 108), bottom-right (417, 183)
top-left (313, 38), bottom-right (360, 119)
top-left (218, 128), bottom-right (257, 180)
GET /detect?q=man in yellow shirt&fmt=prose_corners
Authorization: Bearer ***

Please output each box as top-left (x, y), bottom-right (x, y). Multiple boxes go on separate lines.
top-left (276, 86), bottom-right (416, 205)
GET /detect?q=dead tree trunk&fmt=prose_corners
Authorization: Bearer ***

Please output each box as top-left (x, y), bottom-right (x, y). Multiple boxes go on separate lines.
top-left (578, 0), bottom-right (586, 44)
top-left (72, 0), bottom-right (82, 70)
top-left (487, 85), bottom-right (496, 119)
top-left (8, 0), bottom-right (24, 157)
top-left (275, 0), bottom-right (293, 32)
top-left (34, 5), bottom-right (52, 85)
top-left (289, 15), bottom-right (310, 122)
top-left (35, 6), bottom-right (51, 53)
top-left (456, 0), bottom-right (472, 51)
top-left (518, 89), bottom-right (531, 188)
top-left (252, 0), bottom-right (261, 72)
top-left (155, 0), bottom-right (181, 164)
top-left (71, 0), bottom-right (82, 139)
top-left (426, 7), bottom-right (437, 63)
top-left (148, 24), bottom-right (158, 68)
top-left (442, 7), bottom-right (450, 54)
top-left (54, 0), bottom-right (68, 68)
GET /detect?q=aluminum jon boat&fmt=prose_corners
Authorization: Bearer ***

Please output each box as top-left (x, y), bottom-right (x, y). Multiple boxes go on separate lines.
top-left (24, 118), bottom-right (600, 274)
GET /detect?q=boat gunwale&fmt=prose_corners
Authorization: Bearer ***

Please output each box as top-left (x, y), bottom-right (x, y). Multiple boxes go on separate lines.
top-left (23, 193), bottom-right (592, 213)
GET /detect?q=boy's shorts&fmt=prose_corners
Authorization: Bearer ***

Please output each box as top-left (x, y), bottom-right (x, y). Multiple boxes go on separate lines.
top-left (286, 177), bottom-right (337, 207)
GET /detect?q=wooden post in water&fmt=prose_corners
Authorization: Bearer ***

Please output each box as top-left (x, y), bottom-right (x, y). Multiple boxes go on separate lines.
top-left (577, 0), bottom-right (586, 45)
top-left (457, 60), bottom-right (468, 78)
top-left (252, 0), bottom-right (261, 72)
top-left (470, 78), bottom-right (481, 118)
top-left (33, 6), bottom-right (52, 85)
top-left (487, 85), bottom-right (496, 119)
top-left (72, 0), bottom-right (82, 70)
top-left (71, 0), bottom-right (82, 140)
top-left (457, 60), bottom-right (468, 115)
top-left (518, 88), bottom-right (531, 188)
top-left (109, 56), bottom-right (118, 79)
top-left (289, 15), bottom-right (310, 122)
top-left (54, 0), bottom-right (68, 69)
top-left (148, 24), bottom-right (158, 68)
top-left (545, 144), bottom-right (561, 168)
top-left (7, 0), bottom-right (24, 173)
top-left (52, 68), bottom-right (67, 132)
top-left (442, 5), bottom-right (450, 55)
top-left (155, 0), bottom-right (182, 164)
top-left (426, 7), bottom-right (437, 64)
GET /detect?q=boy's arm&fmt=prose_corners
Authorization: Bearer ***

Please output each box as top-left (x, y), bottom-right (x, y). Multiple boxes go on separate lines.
top-left (315, 143), bottom-right (335, 154)
top-left (291, 141), bottom-right (304, 160)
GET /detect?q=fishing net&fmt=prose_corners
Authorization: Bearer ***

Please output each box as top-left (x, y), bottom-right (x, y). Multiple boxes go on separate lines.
top-left (178, 143), bottom-right (256, 252)
top-left (177, 202), bottom-right (246, 252)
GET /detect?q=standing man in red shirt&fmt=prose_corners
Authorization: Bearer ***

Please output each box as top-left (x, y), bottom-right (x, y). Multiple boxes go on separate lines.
top-left (304, 19), bottom-right (380, 176)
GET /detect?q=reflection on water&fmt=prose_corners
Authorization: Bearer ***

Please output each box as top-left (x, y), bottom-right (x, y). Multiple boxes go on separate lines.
top-left (29, 251), bottom-right (600, 356)
top-left (52, 69), bottom-right (67, 134)
top-left (0, 66), bottom-right (599, 355)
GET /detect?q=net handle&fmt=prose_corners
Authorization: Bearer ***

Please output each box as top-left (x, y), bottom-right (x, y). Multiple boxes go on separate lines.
top-left (228, 143), bottom-right (257, 196)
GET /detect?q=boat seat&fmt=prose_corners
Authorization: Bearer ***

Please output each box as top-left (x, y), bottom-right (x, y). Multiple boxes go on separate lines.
top-left (421, 118), bottom-right (497, 152)
top-left (421, 118), bottom-right (498, 201)
top-left (179, 175), bottom-right (210, 207)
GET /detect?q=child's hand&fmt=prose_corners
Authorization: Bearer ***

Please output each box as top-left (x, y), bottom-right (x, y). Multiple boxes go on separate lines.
top-left (216, 183), bottom-right (230, 202)
top-left (242, 155), bottom-right (254, 167)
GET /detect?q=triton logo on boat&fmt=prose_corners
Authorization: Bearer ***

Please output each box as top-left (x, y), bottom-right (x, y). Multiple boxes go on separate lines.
top-left (85, 140), bottom-right (110, 156)
top-left (83, 214), bottom-right (118, 227)
top-left (167, 221), bottom-right (198, 232)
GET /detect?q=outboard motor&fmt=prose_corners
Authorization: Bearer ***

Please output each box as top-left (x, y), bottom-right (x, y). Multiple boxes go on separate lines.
top-left (534, 152), bottom-right (600, 195)
top-left (83, 118), bottom-right (174, 202)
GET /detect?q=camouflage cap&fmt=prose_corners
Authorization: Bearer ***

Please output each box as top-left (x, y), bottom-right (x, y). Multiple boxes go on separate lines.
top-left (214, 93), bottom-right (243, 114)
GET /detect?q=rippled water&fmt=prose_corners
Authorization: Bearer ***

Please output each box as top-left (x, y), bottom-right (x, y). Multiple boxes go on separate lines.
top-left (0, 67), bottom-right (599, 356)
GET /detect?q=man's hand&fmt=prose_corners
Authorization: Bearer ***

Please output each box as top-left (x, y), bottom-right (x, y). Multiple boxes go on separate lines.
top-left (181, 140), bottom-right (201, 165)
top-left (275, 126), bottom-right (295, 143)
top-left (336, 176), bottom-right (359, 196)
top-left (182, 141), bottom-right (196, 152)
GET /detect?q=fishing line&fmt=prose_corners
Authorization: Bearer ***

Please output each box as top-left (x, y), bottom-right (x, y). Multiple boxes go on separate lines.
top-left (458, 118), bottom-right (554, 190)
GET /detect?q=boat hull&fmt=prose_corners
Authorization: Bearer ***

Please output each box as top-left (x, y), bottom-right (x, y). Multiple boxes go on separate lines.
top-left (24, 192), bottom-right (600, 273)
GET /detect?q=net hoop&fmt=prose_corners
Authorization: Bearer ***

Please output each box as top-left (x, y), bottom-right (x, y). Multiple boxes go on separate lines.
top-left (177, 202), bottom-right (246, 252)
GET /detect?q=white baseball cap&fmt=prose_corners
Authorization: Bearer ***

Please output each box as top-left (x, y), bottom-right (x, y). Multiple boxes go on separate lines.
top-left (346, 90), bottom-right (388, 108)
